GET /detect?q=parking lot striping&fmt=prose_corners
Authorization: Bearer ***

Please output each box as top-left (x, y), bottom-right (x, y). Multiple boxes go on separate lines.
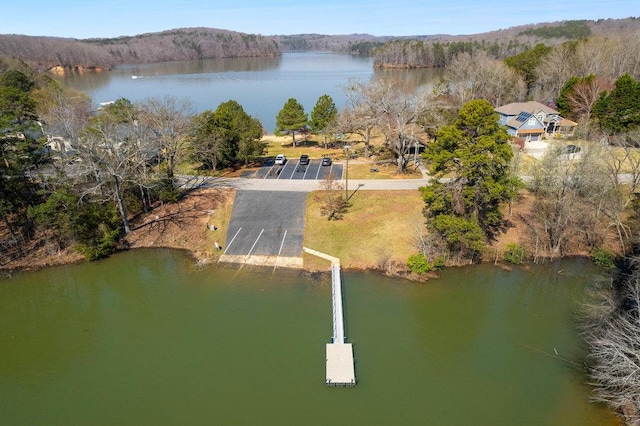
top-left (223, 227), bottom-right (242, 255)
top-left (245, 228), bottom-right (265, 260)
top-left (286, 162), bottom-right (296, 179)
top-left (272, 229), bottom-right (288, 272)
top-left (277, 229), bottom-right (288, 257)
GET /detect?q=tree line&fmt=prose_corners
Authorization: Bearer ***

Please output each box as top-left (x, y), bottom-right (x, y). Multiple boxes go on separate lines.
top-left (4, 18), bottom-right (638, 73)
top-left (0, 28), bottom-right (280, 71)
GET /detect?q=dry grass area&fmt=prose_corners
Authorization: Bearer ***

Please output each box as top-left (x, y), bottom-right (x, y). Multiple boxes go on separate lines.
top-left (125, 188), bottom-right (235, 264)
top-left (302, 188), bottom-right (537, 272)
top-left (262, 134), bottom-right (346, 159)
top-left (348, 161), bottom-right (423, 179)
top-left (485, 192), bottom-right (535, 260)
top-left (303, 190), bottom-right (425, 271)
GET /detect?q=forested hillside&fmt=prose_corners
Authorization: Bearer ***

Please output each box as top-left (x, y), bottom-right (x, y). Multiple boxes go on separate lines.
top-left (2, 18), bottom-right (638, 72)
top-left (272, 33), bottom-right (387, 52)
top-left (0, 28), bottom-right (280, 72)
top-left (372, 18), bottom-right (640, 68)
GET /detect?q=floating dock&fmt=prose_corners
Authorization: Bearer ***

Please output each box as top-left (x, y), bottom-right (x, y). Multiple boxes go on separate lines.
top-left (325, 261), bottom-right (356, 386)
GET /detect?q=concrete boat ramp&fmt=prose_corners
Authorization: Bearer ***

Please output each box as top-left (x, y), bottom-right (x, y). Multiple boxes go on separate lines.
top-left (219, 190), bottom-right (306, 268)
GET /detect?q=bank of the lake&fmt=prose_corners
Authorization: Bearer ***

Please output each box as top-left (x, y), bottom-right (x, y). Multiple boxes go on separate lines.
top-left (0, 182), bottom-right (563, 276)
top-left (0, 248), bottom-right (618, 425)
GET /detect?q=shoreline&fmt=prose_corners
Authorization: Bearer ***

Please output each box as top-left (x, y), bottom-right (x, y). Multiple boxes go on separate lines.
top-left (0, 186), bottom-right (595, 277)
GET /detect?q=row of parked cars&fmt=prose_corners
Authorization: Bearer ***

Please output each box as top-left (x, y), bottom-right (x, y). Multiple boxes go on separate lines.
top-left (274, 154), bottom-right (331, 166)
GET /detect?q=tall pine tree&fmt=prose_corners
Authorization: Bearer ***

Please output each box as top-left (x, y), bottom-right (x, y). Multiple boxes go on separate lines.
top-left (421, 99), bottom-right (519, 261)
top-left (275, 98), bottom-right (308, 147)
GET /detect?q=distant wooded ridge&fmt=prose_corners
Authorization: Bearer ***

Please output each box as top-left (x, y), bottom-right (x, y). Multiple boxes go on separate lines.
top-left (0, 18), bottom-right (638, 72)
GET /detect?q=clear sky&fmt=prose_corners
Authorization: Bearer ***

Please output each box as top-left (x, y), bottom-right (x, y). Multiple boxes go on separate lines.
top-left (4, 0), bottom-right (638, 39)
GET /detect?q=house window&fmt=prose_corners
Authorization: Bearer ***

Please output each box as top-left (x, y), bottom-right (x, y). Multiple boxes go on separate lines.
top-left (528, 117), bottom-right (536, 126)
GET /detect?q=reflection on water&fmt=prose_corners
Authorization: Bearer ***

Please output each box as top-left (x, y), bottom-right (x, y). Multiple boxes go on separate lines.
top-left (54, 52), bottom-right (444, 132)
top-left (56, 56), bottom-right (283, 91)
top-left (374, 66), bottom-right (446, 92)
top-left (0, 249), bottom-right (617, 425)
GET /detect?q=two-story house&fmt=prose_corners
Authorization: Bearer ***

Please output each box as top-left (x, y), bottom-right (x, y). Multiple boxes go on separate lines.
top-left (495, 101), bottom-right (577, 142)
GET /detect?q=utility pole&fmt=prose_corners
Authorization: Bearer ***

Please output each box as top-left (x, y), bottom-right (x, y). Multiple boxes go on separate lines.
top-left (344, 144), bottom-right (350, 200)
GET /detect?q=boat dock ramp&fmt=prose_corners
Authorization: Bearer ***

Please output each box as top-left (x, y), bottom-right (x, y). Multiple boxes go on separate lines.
top-left (303, 248), bottom-right (356, 387)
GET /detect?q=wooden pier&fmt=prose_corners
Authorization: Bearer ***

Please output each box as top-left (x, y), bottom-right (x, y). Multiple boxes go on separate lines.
top-left (325, 261), bottom-right (356, 386)
top-left (303, 248), bottom-right (356, 386)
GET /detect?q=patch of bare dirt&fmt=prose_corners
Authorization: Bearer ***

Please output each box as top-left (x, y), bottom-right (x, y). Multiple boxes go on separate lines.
top-left (125, 188), bottom-right (235, 262)
top-left (488, 191), bottom-right (535, 256)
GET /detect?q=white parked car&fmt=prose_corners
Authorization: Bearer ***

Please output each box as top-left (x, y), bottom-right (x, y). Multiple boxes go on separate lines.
top-left (275, 154), bottom-right (286, 165)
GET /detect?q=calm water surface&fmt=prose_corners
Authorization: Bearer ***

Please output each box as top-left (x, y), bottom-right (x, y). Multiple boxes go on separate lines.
top-left (55, 52), bottom-right (443, 133)
top-left (0, 249), bottom-right (617, 425)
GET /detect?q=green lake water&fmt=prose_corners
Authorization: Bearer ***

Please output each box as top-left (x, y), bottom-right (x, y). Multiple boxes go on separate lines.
top-left (0, 249), bottom-right (617, 425)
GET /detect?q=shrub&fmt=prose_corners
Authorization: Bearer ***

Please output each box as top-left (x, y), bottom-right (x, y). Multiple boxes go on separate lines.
top-left (591, 246), bottom-right (616, 269)
top-left (432, 256), bottom-right (446, 270)
top-left (159, 178), bottom-right (180, 203)
top-left (503, 243), bottom-right (528, 264)
top-left (407, 253), bottom-right (431, 274)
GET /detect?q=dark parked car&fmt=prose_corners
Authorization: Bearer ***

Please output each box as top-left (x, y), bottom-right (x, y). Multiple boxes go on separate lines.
top-left (559, 144), bottom-right (581, 154)
top-left (321, 157), bottom-right (332, 166)
top-left (299, 154), bottom-right (309, 165)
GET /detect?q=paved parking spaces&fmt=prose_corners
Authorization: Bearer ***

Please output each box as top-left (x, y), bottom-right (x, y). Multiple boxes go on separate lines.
top-left (220, 191), bottom-right (307, 266)
top-left (245, 158), bottom-right (343, 181)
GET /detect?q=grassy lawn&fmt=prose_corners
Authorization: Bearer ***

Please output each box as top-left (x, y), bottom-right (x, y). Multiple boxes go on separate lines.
top-left (205, 189), bottom-right (235, 255)
top-left (303, 190), bottom-right (425, 270)
top-left (605, 146), bottom-right (640, 173)
top-left (347, 161), bottom-right (423, 179)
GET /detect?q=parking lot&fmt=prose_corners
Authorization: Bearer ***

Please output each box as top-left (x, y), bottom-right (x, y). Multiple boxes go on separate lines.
top-left (242, 157), bottom-right (344, 180)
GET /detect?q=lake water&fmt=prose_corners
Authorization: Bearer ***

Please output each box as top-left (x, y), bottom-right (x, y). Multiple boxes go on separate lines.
top-left (55, 52), bottom-right (443, 133)
top-left (0, 249), bottom-right (617, 425)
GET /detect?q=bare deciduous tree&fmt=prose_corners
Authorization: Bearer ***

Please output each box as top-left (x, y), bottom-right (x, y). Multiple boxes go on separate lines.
top-left (597, 139), bottom-right (640, 253)
top-left (534, 31), bottom-right (640, 102)
top-left (447, 51), bottom-right (526, 107)
top-left (36, 86), bottom-right (93, 154)
top-left (527, 143), bottom-right (612, 257)
top-left (73, 102), bottom-right (157, 233)
top-left (315, 172), bottom-right (346, 220)
top-left (342, 82), bottom-right (382, 157)
top-left (582, 253), bottom-right (640, 425)
top-left (568, 76), bottom-right (613, 121)
top-left (137, 96), bottom-right (194, 181)
top-left (355, 79), bottom-right (433, 173)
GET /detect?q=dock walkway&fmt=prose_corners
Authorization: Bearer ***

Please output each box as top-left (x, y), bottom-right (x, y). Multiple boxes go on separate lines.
top-left (303, 247), bottom-right (356, 386)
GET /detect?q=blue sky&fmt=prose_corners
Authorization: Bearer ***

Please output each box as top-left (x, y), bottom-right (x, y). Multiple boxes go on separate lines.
top-left (4, 0), bottom-right (638, 39)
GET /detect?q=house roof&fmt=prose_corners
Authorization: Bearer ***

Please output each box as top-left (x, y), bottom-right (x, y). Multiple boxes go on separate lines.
top-left (495, 101), bottom-right (559, 116)
top-left (517, 128), bottom-right (545, 135)
top-left (559, 117), bottom-right (578, 127)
